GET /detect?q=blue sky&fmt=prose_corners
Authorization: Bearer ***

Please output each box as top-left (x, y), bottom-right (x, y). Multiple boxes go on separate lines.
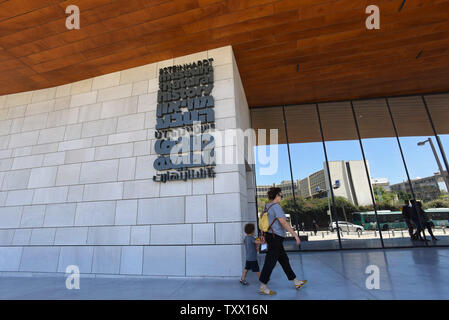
top-left (255, 135), bottom-right (449, 187)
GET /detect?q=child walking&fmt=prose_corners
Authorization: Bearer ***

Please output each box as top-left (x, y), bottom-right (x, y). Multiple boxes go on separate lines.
top-left (240, 223), bottom-right (261, 285)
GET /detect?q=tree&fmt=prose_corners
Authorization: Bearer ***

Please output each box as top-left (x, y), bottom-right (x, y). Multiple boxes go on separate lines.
top-left (278, 196), bottom-right (358, 229)
top-left (423, 198), bottom-right (449, 209)
top-left (257, 197), bottom-right (269, 213)
top-left (373, 186), bottom-right (398, 205)
top-left (280, 197), bottom-right (302, 227)
top-left (397, 191), bottom-right (412, 202)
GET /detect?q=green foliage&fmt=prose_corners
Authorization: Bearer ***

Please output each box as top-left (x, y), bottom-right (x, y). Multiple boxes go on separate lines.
top-left (423, 198), bottom-right (449, 209)
top-left (276, 195), bottom-right (358, 229)
top-left (373, 186), bottom-right (397, 205)
top-left (397, 190), bottom-right (412, 202)
top-left (438, 193), bottom-right (449, 200)
top-left (257, 198), bottom-right (269, 213)
top-left (376, 202), bottom-right (401, 211)
top-left (256, 184), bottom-right (448, 229)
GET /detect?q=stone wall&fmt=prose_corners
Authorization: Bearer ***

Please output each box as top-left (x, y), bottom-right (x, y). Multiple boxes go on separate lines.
top-left (0, 46), bottom-right (256, 277)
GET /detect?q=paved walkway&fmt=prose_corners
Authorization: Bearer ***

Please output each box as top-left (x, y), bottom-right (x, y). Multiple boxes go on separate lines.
top-left (1, 247), bottom-right (448, 299)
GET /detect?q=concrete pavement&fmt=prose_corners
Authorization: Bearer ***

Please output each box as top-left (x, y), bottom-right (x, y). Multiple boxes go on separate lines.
top-left (1, 247), bottom-right (448, 299)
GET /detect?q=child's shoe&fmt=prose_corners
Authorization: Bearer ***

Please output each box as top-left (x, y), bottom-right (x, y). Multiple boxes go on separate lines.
top-left (240, 279), bottom-right (248, 285)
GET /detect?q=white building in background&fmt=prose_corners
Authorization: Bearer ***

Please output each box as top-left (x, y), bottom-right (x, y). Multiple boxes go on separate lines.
top-left (326, 160), bottom-right (373, 206)
top-left (371, 178), bottom-right (391, 191)
top-left (298, 160), bottom-right (373, 207)
top-left (390, 171), bottom-right (448, 201)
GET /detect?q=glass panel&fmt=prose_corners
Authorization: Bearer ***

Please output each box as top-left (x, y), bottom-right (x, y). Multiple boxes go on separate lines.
top-left (319, 101), bottom-right (382, 249)
top-left (252, 107), bottom-right (294, 247)
top-left (389, 96), bottom-right (444, 246)
top-left (284, 104), bottom-right (338, 250)
top-left (354, 98), bottom-right (419, 248)
top-left (422, 94), bottom-right (449, 246)
top-left (251, 93), bottom-right (449, 250)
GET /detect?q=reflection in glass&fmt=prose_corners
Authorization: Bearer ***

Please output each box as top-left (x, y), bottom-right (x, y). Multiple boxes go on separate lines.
top-left (251, 92), bottom-right (449, 251)
top-left (285, 105), bottom-right (338, 250)
top-left (421, 94), bottom-right (449, 246)
top-left (354, 99), bottom-right (420, 247)
top-left (388, 96), bottom-right (448, 245)
top-left (319, 102), bottom-right (382, 249)
top-left (252, 107), bottom-right (295, 246)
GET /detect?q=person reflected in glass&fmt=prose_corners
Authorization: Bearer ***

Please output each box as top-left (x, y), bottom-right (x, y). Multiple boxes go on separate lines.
top-left (259, 187), bottom-right (306, 295)
top-left (401, 200), bottom-right (415, 239)
top-left (416, 201), bottom-right (438, 241)
top-left (312, 220), bottom-right (318, 236)
top-left (410, 200), bottom-right (427, 241)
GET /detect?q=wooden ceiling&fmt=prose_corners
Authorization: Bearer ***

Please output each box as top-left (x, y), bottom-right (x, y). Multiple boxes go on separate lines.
top-left (1, 0), bottom-right (449, 107)
top-left (250, 94), bottom-right (449, 144)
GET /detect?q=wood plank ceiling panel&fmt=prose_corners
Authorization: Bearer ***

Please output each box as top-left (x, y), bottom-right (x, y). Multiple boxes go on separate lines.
top-left (0, 0), bottom-right (448, 109)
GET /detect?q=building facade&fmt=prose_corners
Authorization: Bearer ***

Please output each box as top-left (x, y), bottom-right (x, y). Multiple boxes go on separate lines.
top-left (257, 161), bottom-right (374, 206)
top-left (390, 172), bottom-right (448, 202)
top-left (296, 161), bottom-right (373, 206)
top-left (371, 178), bottom-right (391, 191)
top-left (0, 46), bottom-right (257, 277)
top-left (256, 180), bottom-right (299, 199)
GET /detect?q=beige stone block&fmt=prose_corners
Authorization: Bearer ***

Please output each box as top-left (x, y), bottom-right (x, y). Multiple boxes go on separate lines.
top-left (31, 87), bottom-right (56, 103)
top-left (92, 72), bottom-right (120, 90)
top-left (70, 79), bottom-right (93, 95)
top-left (25, 100), bottom-right (55, 116)
top-left (132, 80), bottom-right (148, 96)
top-left (119, 63), bottom-right (157, 84)
top-left (5, 92), bottom-right (32, 108)
top-left (54, 96), bottom-right (71, 111)
top-left (70, 91), bottom-right (97, 108)
top-left (77, 103), bottom-right (102, 122)
top-left (97, 84), bottom-right (132, 102)
top-left (101, 96), bottom-right (137, 119)
top-left (208, 45), bottom-right (233, 66)
top-left (7, 105), bottom-right (26, 119)
top-left (55, 84), bottom-right (71, 98)
top-left (117, 113), bottom-right (144, 133)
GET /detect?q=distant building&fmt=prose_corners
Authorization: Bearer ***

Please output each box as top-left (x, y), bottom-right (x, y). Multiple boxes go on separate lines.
top-left (258, 161), bottom-right (375, 206)
top-left (256, 183), bottom-right (274, 198)
top-left (256, 180), bottom-right (300, 199)
top-left (326, 160), bottom-right (373, 206)
top-left (278, 180), bottom-right (299, 198)
top-left (371, 178), bottom-right (391, 191)
top-left (299, 170), bottom-right (326, 199)
top-left (390, 171), bottom-right (448, 202)
top-left (298, 160), bottom-right (373, 206)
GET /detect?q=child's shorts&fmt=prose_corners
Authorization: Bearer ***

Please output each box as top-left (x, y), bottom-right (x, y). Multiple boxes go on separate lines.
top-left (245, 260), bottom-right (260, 272)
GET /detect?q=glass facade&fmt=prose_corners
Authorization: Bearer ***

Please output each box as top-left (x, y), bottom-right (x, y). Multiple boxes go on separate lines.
top-left (253, 93), bottom-right (449, 251)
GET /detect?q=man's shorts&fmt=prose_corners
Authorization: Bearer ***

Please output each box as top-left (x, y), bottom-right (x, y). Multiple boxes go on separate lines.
top-left (245, 260), bottom-right (260, 272)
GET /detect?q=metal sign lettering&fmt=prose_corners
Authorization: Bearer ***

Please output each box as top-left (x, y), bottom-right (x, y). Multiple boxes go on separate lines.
top-left (153, 59), bottom-right (216, 183)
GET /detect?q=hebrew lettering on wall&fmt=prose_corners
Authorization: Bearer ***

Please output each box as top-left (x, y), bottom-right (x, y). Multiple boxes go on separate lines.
top-left (153, 59), bottom-right (216, 183)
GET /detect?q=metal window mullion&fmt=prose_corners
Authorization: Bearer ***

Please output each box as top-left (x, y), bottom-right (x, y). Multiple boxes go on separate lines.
top-left (350, 101), bottom-right (385, 248)
top-left (315, 103), bottom-right (342, 249)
